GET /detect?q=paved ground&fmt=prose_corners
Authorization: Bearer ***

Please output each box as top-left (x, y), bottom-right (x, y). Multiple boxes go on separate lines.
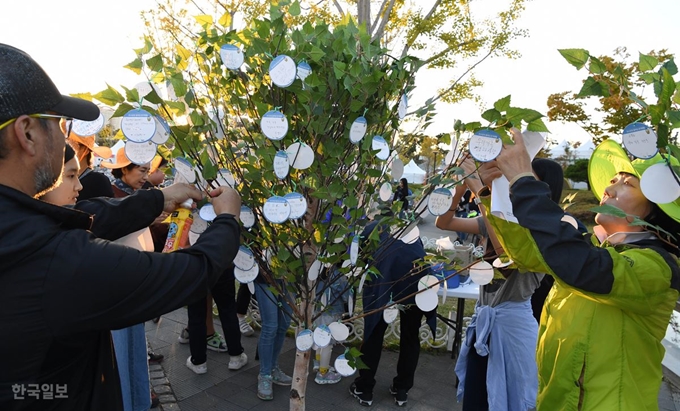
top-left (146, 308), bottom-right (460, 411)
top-left (144, 215), bottom-right (680, 411)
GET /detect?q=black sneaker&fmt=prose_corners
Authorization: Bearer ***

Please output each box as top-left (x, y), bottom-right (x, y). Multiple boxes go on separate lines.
top-left (389, 384), bottom-right (408, 407)
top-left (349, 382), bottom-right (373, 406)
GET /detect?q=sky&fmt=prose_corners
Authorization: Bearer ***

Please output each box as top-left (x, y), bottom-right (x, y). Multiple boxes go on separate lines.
top-left (2, 0), bottom-right (679, 154)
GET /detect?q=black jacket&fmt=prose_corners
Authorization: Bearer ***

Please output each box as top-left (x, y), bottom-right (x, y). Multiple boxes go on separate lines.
top-left (0, 184), bottom-right (240, 410)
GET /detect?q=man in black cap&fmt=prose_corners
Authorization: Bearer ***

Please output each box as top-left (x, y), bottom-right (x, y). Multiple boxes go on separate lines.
top-left (0, 44), bottom-right (242, 410)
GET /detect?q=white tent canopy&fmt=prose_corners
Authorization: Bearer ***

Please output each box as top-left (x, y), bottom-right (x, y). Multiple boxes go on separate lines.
top-left (399, 159), bottom-right (426, 184)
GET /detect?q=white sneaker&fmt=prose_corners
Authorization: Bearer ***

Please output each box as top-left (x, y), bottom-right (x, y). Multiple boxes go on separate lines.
top-left (228, 352), bottom-right (248, 370)
top-left (239, 319), bottom-right (255, 336)
top-left (178, 328), bottom-right (190, 344)
top-left (185, 356), bottom-right (207, 374)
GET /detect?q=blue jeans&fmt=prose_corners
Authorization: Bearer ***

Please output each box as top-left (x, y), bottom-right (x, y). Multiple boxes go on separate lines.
top-left (255, 282), bottom-right (292, 376)
top-left (112, 323), bottom-right (150, 411)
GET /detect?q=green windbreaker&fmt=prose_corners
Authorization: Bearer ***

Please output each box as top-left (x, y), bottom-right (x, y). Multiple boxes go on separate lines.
top-left (482, 177), bottom-right (679, 411)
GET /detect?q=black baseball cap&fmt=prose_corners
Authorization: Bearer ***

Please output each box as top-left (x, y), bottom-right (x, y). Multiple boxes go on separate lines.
top-left (0, 44), bottom-right (100, 124)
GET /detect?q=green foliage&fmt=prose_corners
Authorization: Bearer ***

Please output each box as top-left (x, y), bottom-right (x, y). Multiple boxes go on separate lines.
top-left (564, 159), bottom-right (590, 188)
top-left (549, 47), bottom-right (680, 147)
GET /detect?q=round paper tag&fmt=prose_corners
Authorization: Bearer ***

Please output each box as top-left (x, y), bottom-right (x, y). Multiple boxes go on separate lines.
top-left (349, 235), bottom-right (359, 265)
top-left (418, 274), bottom-right (440, 291)
top-left (328, 322), bottom-right (349, 342)
top-left (390, 158), bottom-right (404, 180)
top-left (398, 94), bottom-right (408, 120)
top-left (273, 150), bottom-right (290, 179)
top-left (125, 141), bottom-right (157, 165)
top-left (444, 150), bottom-right (456, 167)
top-left (263, 196), bottom-right (291, 224)
top-left (216, 168), bottom-right (236, 188)
top-left (622, 123), bottom-right (658, 159)
top-left (247, 281), bottom-right (255, 294)
top-left (379, 182), bottom-right (393, 202)
top-left (261, 110), bottom-right (288, 141)
top-left (313, 325), bottom-right (332, 348)
top-left (415, 288), bottom-right (439, 312)
top-left (240, 205), bottom-right (255, 228)
top-left (383, 306), bottom-right (399, 324)
top-left (72, 112), bottom-right (105, 136)
top-left (492, 258), bottom-right (513, 269)
top-left (640, 162), bottom-right (680, 204)
top-left (308, 259), bottom-right (322, 281)
top-left (470, 260), bottom-right (494, 285)
top-left (399, 224), bottom-right (420, 244)
top-left (234, 246), bottom-right (255, 271)
top-left (284, 192), bottom-right (307, 220)
top-left (348, 293), bottom-right (354, 315)
top-left (334, 354), bottom-right (356, 377)
top-left (269, 55), bottom-right (297, 88)
top-left (349, 116), bottom-right (367, 144)
top-left (220, 44), bottom-right (244, 70)
top-left (199, 204), bottom-right (217, 222)
top-left (234, 263), bottom-right (259, 283)
top-left (121, 109), bottom-right (156, 143)
top-left (296, 61), bottom-right (312, 81)
top-left (296, 329), bottom-right (314, 351)
top-left (561, 214), bottom-right (579, 230)
top-left (174, 157), bottom-right (196, 184)
top-left (427, 187), bottom-right (453, 216)
top-left (188, 230), bottom-right (200, 246)
top-left (286, 142), bottom-right (315, 170)
top-left (190, 211), bottom-right (208, 234)
top-left (469, 129), bottom-right (502, 162)
top-left (134, 81), bottom-right (154, 98)
top-left (151, 115), bottom-right (171, 145)
top-left (372, 136), bottom-right (390, 161)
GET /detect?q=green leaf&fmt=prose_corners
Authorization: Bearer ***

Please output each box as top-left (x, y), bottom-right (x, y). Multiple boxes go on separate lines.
top-left (640, 73), bottom-right (660, 84)
top-left (308, 45), bottom-right (324, 62)
top-left (93, 84), bottom-right (124, 105)
top-left (111, 103), bottom-right (135, 118)
top-left (463, 122), bottom-right (482, 132)
top-left (289, 0), bottom-right (301, 16)
top-left (648, 104), bottom-right (664, 125)
top-left (663, 58), bottom-right (678, 76)
top-left (133, 37), bottom-right (153, 56)
top-left (660, 68), bottom-right (676, 109)
top-left (144, 88), bottom-right (164, 105)
top-left (674, 89), bottom-right (680, 105)
top-left (493, 95), bottom-right (511, 112)
top-left (332, 61), bottom-right (347, 80)
top-left (590, 204), bottom-right (627, 218)
top-left (194, 14), bottom-right (213, 28)
top-left (558, 49), bottom-right (590, 70)
top-left (526, 118), bottom-right (549, 132)
top-left (122, 86), bottom-right (140, 104)
top-left (639, 53), bottom-right (659, 72)
top-left (481, 108), bottom-right (502, 123)
top-left (588, 57), bottom-right (606, 74)
top-left (657, 123), bottom-right (669, 148)
top-left (218, 11), bottom-right (232, 28)
top-left (577, 77), bottom-right (610, 97)
top-left (146, 54), bottom-right (164, 72)
top-left (124, 58), bottom-right (143, 75)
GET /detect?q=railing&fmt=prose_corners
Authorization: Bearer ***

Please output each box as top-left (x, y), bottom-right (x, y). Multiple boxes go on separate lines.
top-left (246, 298), bottom-right (471, 351)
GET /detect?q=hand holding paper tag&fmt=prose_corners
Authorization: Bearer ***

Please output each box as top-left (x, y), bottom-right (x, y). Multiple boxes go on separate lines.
top-left (490, 128), bottom-right (545, 223)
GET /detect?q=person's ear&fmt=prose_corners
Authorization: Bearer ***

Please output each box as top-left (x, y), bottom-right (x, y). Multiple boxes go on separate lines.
top-left (11, 115), bottom-right (40, 156)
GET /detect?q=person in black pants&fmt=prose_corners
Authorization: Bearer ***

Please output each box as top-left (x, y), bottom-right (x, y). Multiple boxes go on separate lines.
top-left (236, 283), bottom-right (255, 336)
top-left (185, 266), bottom-right (248, 374)
top-left (350, 219), bottom-right (434, 407)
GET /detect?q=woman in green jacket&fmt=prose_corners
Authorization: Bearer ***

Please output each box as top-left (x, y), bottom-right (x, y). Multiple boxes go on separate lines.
top-left (479, 130), bottom-right (680, 411)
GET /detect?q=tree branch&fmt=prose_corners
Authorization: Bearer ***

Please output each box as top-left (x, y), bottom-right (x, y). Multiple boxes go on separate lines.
top-left (331, 0), bottom-right (344, 15)
top-left (371, 0), bottom-right (397, 42)
top-left (400, 0), bottom-right (442, 58)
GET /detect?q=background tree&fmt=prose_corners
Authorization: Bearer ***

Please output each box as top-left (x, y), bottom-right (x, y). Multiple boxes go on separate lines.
top-left (547, 47), bottom-right (675, 145)
top-left (564, 158), bottom-right (590, 190)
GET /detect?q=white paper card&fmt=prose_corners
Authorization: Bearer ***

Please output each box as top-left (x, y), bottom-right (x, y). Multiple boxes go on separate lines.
top-left (427, 187), bottom-right (453, 216)
top-left (469, 129), bottom-right (502, 162)
top-left (151, 115), bottom-right (171, 144)
top-left (190, 211), bottom-right (208, 234)
top-left (269, 55), bottom-right (297, 88)
top-left (125, 141), bottom-right (157, 165)
top-left (220, 44), bottom-right (244, 70)
top-left (286, 142), bottom-right (314, 169)
top-left (328, 322), bottom-right (349, 342)
top-left (641, 162), bottom-right (680, 204)
top-left (383, 306), bottom-right (399, 324)
top-left (372, 136), bottom-right (390, 161)
top-left (349, 116), bottom-right (367, 144)
top-left (284, 192), bottom-right (307, 219)
top-left (121, 109), bottom-right (156, 143)
top-left (174, 157), bottom-right (196, 184)
top-left (274, 150), bottom-right (290, 179)
top-left (199, 204), bottom-right (217, 222)
top-left (234, 263), bottom-right (259, 283)
top-left (313, 325), bottom-right (332, 347)
top-left (623, 123), bottom-right (658, 159)
top-left (240, 205), bottom-right (255, 228)
top-left (296, 329), bottom-right (314, 351)
top-left (379, 182), bottom-right (392, 202)
top-left (261, 110), bottom-right (288, 141)
top-left (334, 354), bottom-right (356, 377)
top-left (72, 112), bottom-right (105, 136)
top-left (263, 196), bottom-right (291, 223)
top-left (234, 246), bottom-right (255, 271)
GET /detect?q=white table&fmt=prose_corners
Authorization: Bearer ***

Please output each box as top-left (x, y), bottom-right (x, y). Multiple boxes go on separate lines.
top-left (437, 282), bottom-right (480, 359)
